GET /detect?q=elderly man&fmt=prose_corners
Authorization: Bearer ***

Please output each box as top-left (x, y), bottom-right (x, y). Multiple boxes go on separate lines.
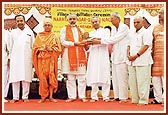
top-left (84, 16), bottom-right (111, 102)
top-left (60, 14), bottom-right (88, 102)
top-left (150, 8), bottom-right (165, 105)
top-left (32, 17), bottom-right (62, 103)
top-left (90, 12), bottom-right (129, 103)
top-left (127, 16), bottom-right (153, 105)
top-left (9, 15), bottom-right (34, 103)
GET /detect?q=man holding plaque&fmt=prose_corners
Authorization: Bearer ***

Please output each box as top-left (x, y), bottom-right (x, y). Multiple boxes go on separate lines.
top-left (60, 14), bottom-right (88, 102)
top-left (84, 16), bottom-right (111, 102)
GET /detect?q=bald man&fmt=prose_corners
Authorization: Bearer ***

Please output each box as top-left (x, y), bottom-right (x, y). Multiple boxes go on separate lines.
top-left (32, 17), bottom-right (62, 103)
top-left (127, 16), bottom-right (153, 105)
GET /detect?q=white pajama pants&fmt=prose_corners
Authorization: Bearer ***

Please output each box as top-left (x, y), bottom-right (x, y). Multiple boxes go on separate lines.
top-left (12, 81), bottom-right (30, 100)
top-left (152, 76), bottom-right (164, 102)
top-left (91, 83), bottom-right (110, 100)
top-left (112, 63), bottom-right (128, 100)
top-left (128, 65), bottom-right (151, 104)
top-left (66, 74), bottom-right (87, 99)
top-left (4, 65), bottom-right (10, 98)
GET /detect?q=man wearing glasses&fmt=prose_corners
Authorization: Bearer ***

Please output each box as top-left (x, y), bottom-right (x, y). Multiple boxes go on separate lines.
top-left (127, 16), bottom-right (153, 105)
top-left (32, 17), bottom-right (62, 103)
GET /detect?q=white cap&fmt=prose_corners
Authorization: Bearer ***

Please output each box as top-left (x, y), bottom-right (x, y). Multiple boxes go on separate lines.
top-left (43, 17), bottom-right (52, 25)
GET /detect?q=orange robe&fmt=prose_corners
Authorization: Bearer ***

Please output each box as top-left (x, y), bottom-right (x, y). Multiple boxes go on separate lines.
top-left (32, 32), bottom-right (62, 98)
top-left (152, 24), bottom-right (164, 76)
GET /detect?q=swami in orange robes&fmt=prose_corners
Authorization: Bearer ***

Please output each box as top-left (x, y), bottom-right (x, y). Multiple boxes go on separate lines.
top-left (32, 31), bottom-right (62, 100)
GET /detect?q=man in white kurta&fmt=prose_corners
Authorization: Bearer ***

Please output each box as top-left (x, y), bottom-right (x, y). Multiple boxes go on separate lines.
top-left (94, 12), bottom-right (129, 102)
top-left (85, 16), bottom-right (111, 102)
top-left (9, 15), bottom-right (34, 103)
top-left (60, 14), bottom-right (88, 102)
top-left (3, 29), bottom-right (10, 102)
top-left (127, 16), bottom-right (153, 105)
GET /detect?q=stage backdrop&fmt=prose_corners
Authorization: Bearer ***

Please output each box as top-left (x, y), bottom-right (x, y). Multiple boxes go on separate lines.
top-left (51, 7), bottom-right (125, 35)
top-left (4, 3), bottom-right (164, 33)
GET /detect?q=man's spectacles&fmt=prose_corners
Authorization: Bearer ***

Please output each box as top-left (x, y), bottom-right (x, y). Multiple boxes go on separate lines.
top-left (44, 24), bottom-right (52, 27)
top-left (134, 21), bottom-right (140, 24)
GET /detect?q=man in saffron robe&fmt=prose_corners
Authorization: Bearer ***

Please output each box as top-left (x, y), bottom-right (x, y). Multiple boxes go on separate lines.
top-left (150, 7), bottom-right (165, 105)
top-left (32, 17), bottom-right (62, 103)
top-left (60, 14), bottom-right (88, 102)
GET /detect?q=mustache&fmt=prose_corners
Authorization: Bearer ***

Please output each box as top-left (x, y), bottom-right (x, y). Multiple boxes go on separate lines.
top-left (18, 24), bottom-right (24, 26)
top-left (70, 22), bottom-right (76, 24)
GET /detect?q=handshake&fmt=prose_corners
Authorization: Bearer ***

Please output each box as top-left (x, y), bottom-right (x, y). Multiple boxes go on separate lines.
top-left (75, 32), bottom-right (101, 46)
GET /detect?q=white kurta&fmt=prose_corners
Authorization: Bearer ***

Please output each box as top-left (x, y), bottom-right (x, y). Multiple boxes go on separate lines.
top-left (127, 27), bottom-right (153, 66)
top-left (3, 30), bottom-right (10, 66)
top-left (86, 27), bottom-right (111, 86)
top-left (60, 26), bottom-right (86, 75)
top-left (3, 30), bottom-right (10, 97)
top-left (101, 23), bottom-right (130, 100)
top-left (127, 27), bottom-right (153, 104)
top-left (9, 26), bottom-right (34, 83)
top-left (101, 23), bottom-right (129, 64)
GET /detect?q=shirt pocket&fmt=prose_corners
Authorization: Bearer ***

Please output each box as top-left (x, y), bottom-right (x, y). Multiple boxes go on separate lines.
top-left (135, 36), bottom-right (143, 47)
top-left (25, 34), bottom-right (32, 43)
top-left (24, 34), bottom-right (32, 48)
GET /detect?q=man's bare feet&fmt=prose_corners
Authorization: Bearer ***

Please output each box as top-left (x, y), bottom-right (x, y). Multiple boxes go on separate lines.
top-left (10, 99), bottom-right (19, 103)
top-left (65, 98), bottom-right (76, 102)
top-left (38, 98), bottom-right (46, 103)
top-left (119, 99), bottom-right (127, 103)
top-left (23, 99), bottom-right (29, 103)
top-left (81, 98), bottom-right (88, 102)
top-left (90, 99), bottom-right (97, 102)
top-left (104, 99), bottom-right (111, 102)
top-left (49, 98), bottom-right (57, 103)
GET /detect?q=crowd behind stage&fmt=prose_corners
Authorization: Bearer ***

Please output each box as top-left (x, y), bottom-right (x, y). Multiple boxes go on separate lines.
top-left (3, 7), bottom-right (164, 106)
